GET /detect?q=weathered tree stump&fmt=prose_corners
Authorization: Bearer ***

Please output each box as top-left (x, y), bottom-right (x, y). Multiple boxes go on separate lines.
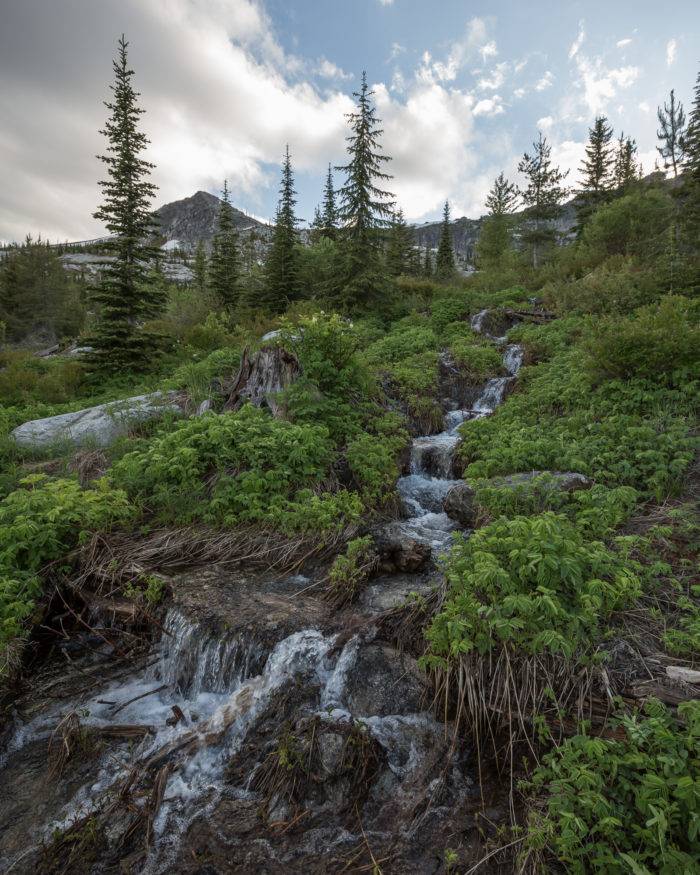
top-left (223, 345), bottom-right (301, 418)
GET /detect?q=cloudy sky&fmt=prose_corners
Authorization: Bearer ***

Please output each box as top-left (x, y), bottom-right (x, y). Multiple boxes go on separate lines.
top-left (1, 0), bottom-right (698, 243)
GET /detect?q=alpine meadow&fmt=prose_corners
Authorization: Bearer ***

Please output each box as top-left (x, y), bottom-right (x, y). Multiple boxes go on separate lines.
top-left (0, 3), bottom-right (699, 873)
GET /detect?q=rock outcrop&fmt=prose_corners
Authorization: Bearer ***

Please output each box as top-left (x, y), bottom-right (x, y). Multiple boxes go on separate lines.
top-left (10, 391), bottom-right (183, 450)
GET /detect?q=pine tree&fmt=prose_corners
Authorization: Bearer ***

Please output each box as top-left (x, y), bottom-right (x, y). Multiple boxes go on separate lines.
top-left (657, 89), bottom-right (686, 178)
top-left (88, 35), bottom-right (161, 372)
top-left (577, 115), bottom-right (614, 229)
top-left (517, 133), bottom-right (569, 268)
top-left (208, 180), bottom-right (240, 311)
top-left (262, 145), bottom-right (301, 312)
top-left (335, 72), bottom-right (395, 308)
top-left (435, 200), bottom-right (456, 280)
top-left (193, 241), bottom-right (207, 296)
top-left (321, 164), bottom-right (338, 240)
top-left (613, 133), bottom-right (638, 190)
top-left (386, 209), bottom-right (412, 276)
top-left (477, 173), bottom-right (519, 267)
top-left (681, 68), bottom-right (700, 239)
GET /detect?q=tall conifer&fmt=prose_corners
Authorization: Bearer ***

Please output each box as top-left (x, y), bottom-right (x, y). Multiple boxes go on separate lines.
top-left (613, 133), bottom-right (639, 190)
top-left (386, 209), bottom-right (411, 276)
top-left (336, 72), bottom-right (394, 307)
top-left (262, 146), bottom-right (301, 312)
top-left (477, 172), bottom-right (519, 267)
top-left (517, 133), bottom-right (569, 267)
top-left (577, 115), bottom-right (614, 229)
top-left (657, 90), bottom-right (686, 178)
top-left (193, 241), bottom-right (207, 296)
top-left (208, 180), bottom-right (240, 311)
top-left (681, 68), bottom-right (700, 239)
top-left (321, 164), bottom-right (338, 240)
top-left (435, 201), bottom-right (456, 280)
top-left (88, 35), bottom-right (160, 372)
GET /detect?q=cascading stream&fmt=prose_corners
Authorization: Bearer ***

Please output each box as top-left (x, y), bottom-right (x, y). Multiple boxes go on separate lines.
top-left (392, 312), bottom-right (523, 551)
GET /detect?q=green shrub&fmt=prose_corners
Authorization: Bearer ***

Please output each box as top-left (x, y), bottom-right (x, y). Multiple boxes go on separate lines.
top-left (523, 699), bottom-right (700, 874)
top-left (584, 296), bottom-right (700, 383)
top-left (0, 474), bottom-right (134, 663)
top-left (0, 352), bottom-right (87, 405)
top-left (111, 404), bottom-right (360, 532)
top-left (327, 536), bottom-right (377, 605)
top-left (448, 337), bottom-right (503, 381)
top-left (543, 257), bottom-right (662, 315)
top-left (426, 512), bottom-right (641, 660)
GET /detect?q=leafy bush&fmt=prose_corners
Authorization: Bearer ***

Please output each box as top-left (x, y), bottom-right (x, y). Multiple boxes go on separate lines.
top-left (584, 296), bottom-right (700, 383)
top-left (524, 699), bottom-right (700, 874)
top-left (426, 512), bottom-right (641, 660)
top-left (0, 474), bottom-right (134, 663)
top-left (0, 352), bottom-right (87, 405)
top-left (543, 257), bottom-right (662, 315)
top-left (327, 536), bottom-right (378, 605)
top-left (111, 404), bottom-right (360, 533)
top-left (448, 336), bottom-right (503, 382)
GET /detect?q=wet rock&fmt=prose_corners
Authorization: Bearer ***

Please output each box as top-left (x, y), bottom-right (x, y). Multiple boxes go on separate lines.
top-left (10, 391), bottom-right (183, 449)
top-left (317, 731), bottom-right (346, 776)
top-left (373, 527), bottom-right (431, 573)
top-left (443, 482), bottom-right (477, 527)
top-left (360, 572), bottom-right (438, 614)
top-left (488, 470), bottom-right (592, 493)
top-left (344, 644), bottom-right (431, 717)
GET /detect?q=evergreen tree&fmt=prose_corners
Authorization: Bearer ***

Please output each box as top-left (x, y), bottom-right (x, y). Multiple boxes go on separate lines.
top-left (613, 133), bottom-right (639, 190)
top-left (208, 180), bottom-right (240, 311)
top-left (681, 68), bottom-right (700, 239)
top-left (335, 72), bottom-right (395, 308)
top-left (422, 246), bottom-right (433, 277)
top-left (577, 115), bottom-right (614, 229)
top-left (262, 145), bottom-right (301, 312)
top-left (435, 200), bottom-right (456, 280)
top-left (477, 173), bottom-right (519, 267)
top-left (310, 206), bottom-right (324, 243)
top-left (321, 164), bottom-right (338, 240)
top-left (88, 35), bottom-right (161, 371)
top-left (657, 89), bottom-right (686, 178)
top-left (517, 133), bottom-right (569, 267)
top-left (385, 209), bottom-right (412, 276)
top-left (193, 241), bottom-right (207, 296)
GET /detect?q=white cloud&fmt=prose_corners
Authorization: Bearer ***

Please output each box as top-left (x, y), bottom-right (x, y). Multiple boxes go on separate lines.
top-left (569, 21), bottom-right (586, 59)
top-left (317, 57), bottom-right (352, 81)
top-left (473, 96), bottom-right (505, 117)
top-left (378, 0), bottom-right (394, 6)
top-left (535, 70), bottom-right (554, 91)
top-left (513, 87), bottom-right (526, 99)
top-left (478, 62), bottom-right (508, 90)
top-left (666, 38), bottom-right (677, 66)
top-left (389, 42), bottom-right (406, 61)
top-left (570, 53), bottom-right (640, 116)
top-left (537, 115), bottom-right (554, 130)
top-left (480, 41), bottom-right (498, 61)
top-left (638, 100), bottom-right (651, 113)
top-left (418, 17), bottom-right (495, 83)
top-left (616, 37), bottom-right (632, 48)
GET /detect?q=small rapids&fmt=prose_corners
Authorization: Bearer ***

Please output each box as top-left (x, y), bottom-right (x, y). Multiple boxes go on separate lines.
top-left (391, 312), bottom-right (523, 551)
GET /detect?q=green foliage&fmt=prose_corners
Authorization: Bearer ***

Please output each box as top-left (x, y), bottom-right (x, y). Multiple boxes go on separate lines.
top-left (0, 352), bottom-right (87, 405)
top-left (524, 700), bottom-right (700, 874)
top-left (328, 536), bottom-right (377, 604)
top-left (578, 188), bottom-right (674, 265)
top-left (544, 257), bottom-right (663, 316)
top-left (0, 474), bottom-right (133, 662)
top-left (447, 333), bottom-right (503, 382)
top-left (427, 512), bottom-right (640, 660)
top-left (208, 180), bottom-right (240, 311)
top-left (583, 296), bottom-right (700, 383)
top-left (111, 404), bottom-right (360, 533)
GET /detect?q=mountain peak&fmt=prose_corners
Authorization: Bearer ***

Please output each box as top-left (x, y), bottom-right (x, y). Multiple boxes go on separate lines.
top-left (155, 190), bottom-right (266, 249)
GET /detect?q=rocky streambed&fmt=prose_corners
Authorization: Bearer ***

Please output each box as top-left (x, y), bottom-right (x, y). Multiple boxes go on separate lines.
top-left (0, 312), bottom-right (524, 874)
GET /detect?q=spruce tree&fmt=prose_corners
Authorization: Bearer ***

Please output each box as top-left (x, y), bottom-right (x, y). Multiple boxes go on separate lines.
top-left (321, 164), bottom-right (338, 240)
top-left (88, 35), bottom-right (160, 372)
top-left (517, 133), bottom-right (569, 267)
top-left (422, 246), bottom-right (433, 277)
top-left (262, 145), bottom-right (301, 312)
top-left (208, 180), bottom-right (240, 311)
top-left (385, 209), bottom-right (412, 277)
top-left (477, 173), bottom-right (519, 267)
top-left (335, 72), bottom-right (395, 308)
top-left (681, 68), bottom-right (700, 239)
top-left (577, 115), bottom-right (614, 229)
top-left (193, 241), bottom-right (207, 296)
top-left (435, 200), bottom-right (456, 280)
top-left (613, 133), bottom-right (639, 190)
top-left (657, 89), bottom-right (686, 178)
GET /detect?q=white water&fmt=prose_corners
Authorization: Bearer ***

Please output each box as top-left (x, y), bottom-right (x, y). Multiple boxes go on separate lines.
top-left (391, 311), bottom-right (523, 552)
